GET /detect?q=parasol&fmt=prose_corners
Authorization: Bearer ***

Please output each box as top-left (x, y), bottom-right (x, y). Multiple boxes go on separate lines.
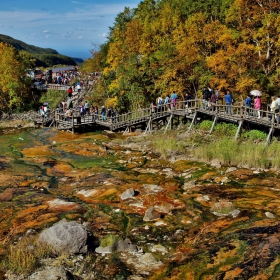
top-left (250, 90), bottom-right (262, 97)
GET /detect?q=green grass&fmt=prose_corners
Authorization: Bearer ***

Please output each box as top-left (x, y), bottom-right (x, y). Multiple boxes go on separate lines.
top-left (39, 89), bottom-right (67, 109)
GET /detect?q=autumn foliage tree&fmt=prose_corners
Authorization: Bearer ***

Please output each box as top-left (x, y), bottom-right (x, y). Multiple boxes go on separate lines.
top-left (83, 0), bottom-right (280, 110)
top-left (0, 42), bottom-right (34, 112)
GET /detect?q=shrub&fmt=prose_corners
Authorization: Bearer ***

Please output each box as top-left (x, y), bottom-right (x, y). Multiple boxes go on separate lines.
top-left (198, 120), bottom-right (213, 131)
top-left (214, 123), bottom-right (237, 137)
top-left (242, 129), bottom-right (267, 141)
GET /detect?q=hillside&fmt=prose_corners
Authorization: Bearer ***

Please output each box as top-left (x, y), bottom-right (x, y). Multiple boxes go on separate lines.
top-left (0, 34), bottom-right (83, 67)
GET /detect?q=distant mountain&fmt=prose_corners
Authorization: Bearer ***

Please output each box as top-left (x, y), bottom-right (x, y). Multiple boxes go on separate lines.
top-left (0, 34), bottom-right (84, 67)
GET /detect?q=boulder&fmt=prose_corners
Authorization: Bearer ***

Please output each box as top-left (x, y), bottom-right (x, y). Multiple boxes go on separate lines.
top-left (143, 207), bottom-right (161, 222)
top-left (29, 266), bottom-right (74, 280)
top-left (38, 220), bottom-right (89, 255)
top-left (120, 188), bottom-right (135, 200)
top-left (95, 238), bottom-right (137, 254)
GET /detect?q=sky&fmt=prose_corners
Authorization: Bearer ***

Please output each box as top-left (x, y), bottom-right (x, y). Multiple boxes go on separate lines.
top-left (0, 0), bottom-right (140, 60)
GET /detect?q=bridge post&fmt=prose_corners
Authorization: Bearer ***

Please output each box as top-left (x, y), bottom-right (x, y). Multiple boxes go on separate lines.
top-left (234, 120), bottom-right (243, 140)
top-left (186, 111), bottom-right (197, 134)
top-left (209, 116), bottom-right (218, 134)
top-left (266, 126), bottom-right (274, 145)
top-left (144, 117), bottom-right (153, 134)
top-left (164, 114), bottom-right (173, 133)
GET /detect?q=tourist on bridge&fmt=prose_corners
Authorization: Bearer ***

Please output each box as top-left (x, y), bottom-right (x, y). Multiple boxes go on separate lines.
top-left (84, 101), bottom-right (89, 115)
top-left (65, 108), bottom-right (72, 122)
top-left (107, 107), bottom-right (112, 118)
top-left (276, 96), bottom-right (280, 111)
top-left (269, 96), bottom-right (279, 122)
top-left (67, 86), bottom-right (73, 98)
top-left (164, 95), bottom-right (170, 110)
top-left (184, 92), bottom-right (191, 108)
top-left (157, 96), bottom-right (163, 112)
top-left (101, 106), bottom-right (106, 121)
top-left (170, 91), bottom-right (178, 109)
top-left (225, 90), bottom-right (233, 115)
top-left (244, 95), bottom-right (252, 116)
top-left (112, 108), bottom-right (118, 122)
top-left (210, 91), bottom-right (218, 111)
top-left (79, 105), bottom-right (85, 117)
top-left (76, 82), bottom-right (81, 93)
top-left (202, 87), bottom-right (210, 109)
top-left (254, 96), bottom-right (261, 118)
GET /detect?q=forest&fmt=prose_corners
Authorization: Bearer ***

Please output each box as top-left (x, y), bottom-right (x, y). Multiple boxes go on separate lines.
top-left (83, 0), bottom-right (280, 111)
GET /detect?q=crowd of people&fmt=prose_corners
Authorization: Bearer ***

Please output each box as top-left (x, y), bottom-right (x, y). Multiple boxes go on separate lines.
top-left (56, 87), bottom-right (118, 123)
top-left (150, 85), bottom-right (280, 124)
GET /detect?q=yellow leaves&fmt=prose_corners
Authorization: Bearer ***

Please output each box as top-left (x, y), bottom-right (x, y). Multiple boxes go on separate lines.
top-left (105, 96), bottom-right (118, 108)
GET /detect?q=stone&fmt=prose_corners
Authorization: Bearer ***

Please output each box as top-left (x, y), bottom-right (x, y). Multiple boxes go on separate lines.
top-left (116, 238), bottom-right (137, 252)
top-left (265, 212), bottom-right (276, 219)
top-left (120, 252), bottom-right (163, 276)
top-left (196, 195), bottom-right (210, 202)
top-left (211, 201), bottom-right (240, 218)
top-left (150, 244), bottom-right (167, 254)
top-left (120, 188), bottom-right (135, 200)
top-left (47, 198), bottom-right (77, 210)
top-left (142, 184), bottom-right (164, 194)
top-left (29, 265), bottom-right (72, 280)
top-left (154, 203), bottom-right (173, 214)
top-left (211, 159), bottom-right (222, 168)
top-left (95, 238), bottom-right (137, 255)
top-left (225, 167), bottom-right (237, 173)
top-left (143, 207), bottom-right (161, 222)
top-left (183, 181), bottom-right (196, 190)
top-left (38, 220), bottom-right (89, 255)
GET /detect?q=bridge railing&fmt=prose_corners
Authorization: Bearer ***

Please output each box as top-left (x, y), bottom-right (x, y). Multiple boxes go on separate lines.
top-left (53, 98), bottom-right (280, 129)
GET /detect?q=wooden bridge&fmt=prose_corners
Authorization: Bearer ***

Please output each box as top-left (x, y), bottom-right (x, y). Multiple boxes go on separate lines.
top-left (34, 99), bottom-right (280, 143)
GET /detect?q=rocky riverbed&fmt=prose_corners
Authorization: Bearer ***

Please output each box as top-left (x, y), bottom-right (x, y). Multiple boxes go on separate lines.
top-left (0, 127), bottom-right (280, 279)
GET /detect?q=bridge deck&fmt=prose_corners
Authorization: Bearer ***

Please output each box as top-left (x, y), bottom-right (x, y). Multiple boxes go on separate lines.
top-left (34, 99), bottom-right (280, 136)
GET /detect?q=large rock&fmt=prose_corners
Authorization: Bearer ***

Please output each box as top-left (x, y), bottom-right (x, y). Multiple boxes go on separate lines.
top-left (29, 266), bottom-right (74, 280)
top-left (95, 238), bottom-right (137, 254)
top-left (143, 207), bottom-right (161, 222)
top-left (38, 220), bottom-right (89, 255)
top-left (120, 188), bottom-right (135, 200)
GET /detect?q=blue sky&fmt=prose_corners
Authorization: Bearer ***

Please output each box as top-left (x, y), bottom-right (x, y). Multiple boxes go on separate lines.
top-left (0, 0), bottom-right (140, 60)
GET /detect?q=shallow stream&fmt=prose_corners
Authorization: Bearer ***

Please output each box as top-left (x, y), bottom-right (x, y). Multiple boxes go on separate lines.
top-left (1, 127), bottom-right (280, 279)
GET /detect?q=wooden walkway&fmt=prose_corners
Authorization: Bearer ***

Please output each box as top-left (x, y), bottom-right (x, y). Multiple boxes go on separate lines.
top-left (34, 99), bottom-right (280, 143)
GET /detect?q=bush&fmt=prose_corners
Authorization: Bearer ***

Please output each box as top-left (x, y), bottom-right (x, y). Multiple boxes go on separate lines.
top-left (214, 123), bottom-right (237, 137)
top-left (242, 129), bottom-right (267, 141)
top-left (198, 120), bottom-right (213, 131)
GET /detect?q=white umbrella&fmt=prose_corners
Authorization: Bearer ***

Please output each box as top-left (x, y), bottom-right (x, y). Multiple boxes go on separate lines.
top-left (250, 90), bottom-right (262, 96)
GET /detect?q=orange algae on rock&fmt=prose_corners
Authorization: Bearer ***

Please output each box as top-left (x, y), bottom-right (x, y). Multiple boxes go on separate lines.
top-left (21, 145), bottom-right (56, 157)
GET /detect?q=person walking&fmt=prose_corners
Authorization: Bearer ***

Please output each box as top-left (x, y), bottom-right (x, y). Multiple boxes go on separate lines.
top-left (101, 106), bottom-right (106, 121)
top-left (210, 91), bottom-right (218, 111)
top-left (225, 90), bottom-right (233, 115)
top-left (170, 91), bottom-right (178, 109)
top-left (244, 95), bottom-right (252, 116)
top-left (184, 92), bottom-right (191, 108)
top-left (67, 86), bottom-right (73, 98)
top-left (157, 96), bottom-right (163, 112)
top-left (269, 96), bottom-right (278, 122)
top-left (84, 101), bottom-right (89, 115)
top-left (254, 96), bottom-right (261, 118)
